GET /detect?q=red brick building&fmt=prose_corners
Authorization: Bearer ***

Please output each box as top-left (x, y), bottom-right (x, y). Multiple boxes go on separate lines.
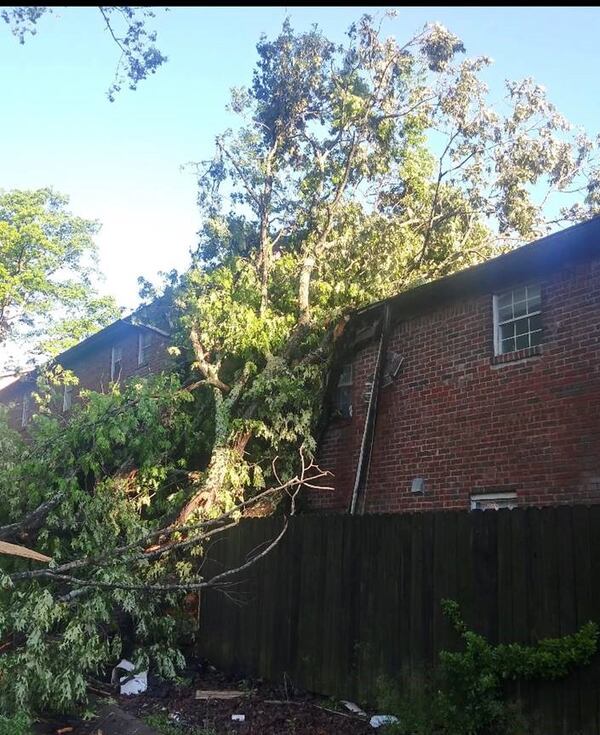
top-left (308, 217), bottom-right (600, 513)
top-left (0, 315), bottom-right (171, 431)
top-left (3, 218), bottom-right (600, 513)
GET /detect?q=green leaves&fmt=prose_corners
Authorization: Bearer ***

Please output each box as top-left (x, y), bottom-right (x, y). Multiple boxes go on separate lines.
top-left (0, 372), bottom-right (213, 714)
top-left (0, 188), bottom-right (119, 368)
top-left (2, 7), bottom-right (167, 101)
top-left (3, 14), bottom-right (600, 722)
top-left (436, 599), bottom-right (599, 734)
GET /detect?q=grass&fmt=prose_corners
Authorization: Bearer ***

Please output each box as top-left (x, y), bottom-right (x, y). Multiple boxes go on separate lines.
top-left (143, 712), bottom-right (217, 735)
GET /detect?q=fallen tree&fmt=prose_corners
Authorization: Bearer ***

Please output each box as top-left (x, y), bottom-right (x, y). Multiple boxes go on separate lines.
top-left (0, 379), bottom-right (330, 713)
top-left (1, 12), bottom-right (600, 716)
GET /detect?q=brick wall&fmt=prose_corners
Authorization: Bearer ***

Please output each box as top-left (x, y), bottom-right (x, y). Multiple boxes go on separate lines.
top-left (67, 327), bottom-right (171, 396)
top-left (0, 326), bottom-right (171, 431)
top-left (308, 257), bottom-right (600, 513)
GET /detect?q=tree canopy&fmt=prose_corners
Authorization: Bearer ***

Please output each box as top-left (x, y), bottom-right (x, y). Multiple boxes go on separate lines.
top-left (1, 6), bottom-right (167, 100)
top-left (0, 188), bottom-right (120, 370)
top-left (1, 13), bottom-right (600, 717)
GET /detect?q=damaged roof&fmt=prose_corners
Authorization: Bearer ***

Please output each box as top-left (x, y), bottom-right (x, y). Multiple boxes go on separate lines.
top-left (355, 214), bottom-right (600, 326)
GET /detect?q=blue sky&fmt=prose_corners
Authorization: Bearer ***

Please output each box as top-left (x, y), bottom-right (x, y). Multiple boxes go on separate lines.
top-left (2, 6), bottom-right (600, 313)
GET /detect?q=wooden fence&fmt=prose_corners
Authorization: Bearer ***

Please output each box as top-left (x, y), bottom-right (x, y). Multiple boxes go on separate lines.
top-left (198, 507), bottom-right (600, 733)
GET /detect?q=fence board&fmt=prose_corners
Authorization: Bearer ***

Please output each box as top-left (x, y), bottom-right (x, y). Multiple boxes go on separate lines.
top-left (199, 507), bottom-right (600, 733)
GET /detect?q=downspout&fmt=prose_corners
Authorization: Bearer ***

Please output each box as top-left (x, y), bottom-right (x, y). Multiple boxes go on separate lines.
top-left (349, 303), bottom-right (391, 515)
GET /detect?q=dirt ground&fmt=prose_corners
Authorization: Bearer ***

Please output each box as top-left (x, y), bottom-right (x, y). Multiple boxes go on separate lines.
top-left (118, 666), bottom-right (375, 735)
top-left (36, 663), bottom-right (378, 735)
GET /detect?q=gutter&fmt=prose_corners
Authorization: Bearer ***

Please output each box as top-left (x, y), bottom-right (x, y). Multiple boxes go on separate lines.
top-left (348, 303), bottom-right (391, 515)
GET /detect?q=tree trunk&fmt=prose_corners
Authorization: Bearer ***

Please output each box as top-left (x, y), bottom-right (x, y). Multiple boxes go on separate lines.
top-left (298, 255), bottom-right (316, 324)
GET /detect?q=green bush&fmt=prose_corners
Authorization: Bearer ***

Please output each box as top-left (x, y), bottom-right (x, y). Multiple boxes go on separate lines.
top-left (0, 713), bottom-right (32, 735)
top-left (374, 600), bottom-right (599, 735)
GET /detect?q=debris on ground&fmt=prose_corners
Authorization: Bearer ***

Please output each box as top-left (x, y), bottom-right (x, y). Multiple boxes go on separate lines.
top-left (120, 664), bottom-right (374, 734)
top-left (0, 539), bottom-right (52, 563)
top-left (35, 662), bottom-right (378, 734)
top-left (195, 689), bottom-right (243, 700)
top-left (111, 659), bottom-right (148, 696)
top-left (370, 714), bottom-right (400, 728)
top-left (341, 700), bottom-right (368, 717)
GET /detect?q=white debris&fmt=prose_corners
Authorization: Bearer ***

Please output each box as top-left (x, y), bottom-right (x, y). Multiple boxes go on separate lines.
top-left (370, 714), bottom-right (400, 728)
top-left (231, 714), bottom-right (246, 722)
top-left (341, 700), bottom-right (368, 717)
top-left (111, 658), bottom-right (148, 696)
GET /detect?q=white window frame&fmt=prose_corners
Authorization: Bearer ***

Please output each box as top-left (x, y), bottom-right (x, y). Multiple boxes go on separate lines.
top-left (470, 492), bottom-right (517, 511)
top-left (21, 392), bottom-right (30, 428)
top-left (62, 384), bottom-right (74, 412)
top-left (334, 363), bottom-right (353, 418)
top-left (493, 284), bottom-right (542, 356)
top-left (111, 345), bottom-right (123, 381)
top-left (137, 330), bottom-right (152, 367)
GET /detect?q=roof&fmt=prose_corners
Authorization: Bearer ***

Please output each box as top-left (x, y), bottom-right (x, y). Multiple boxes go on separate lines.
top-left (3, 216), bottom-right (600, 397)
top-left (56, 317), bottom-right (169, 367)
top-left (53, 292), bottom-right (173, 367)
top-left (354, 215), bottom-right (600, 328)
top-left (0, 374), bottom-right (19, 392)
top-left (0, 305), bottom-right (172, 398)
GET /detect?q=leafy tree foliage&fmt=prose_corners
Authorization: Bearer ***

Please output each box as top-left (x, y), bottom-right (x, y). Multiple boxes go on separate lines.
top-left (0, 189), bottom-right (119, 368)
top-left (36, 295), bottom-right (122, 359)
top-left (0, 366), bottom-right (323, 713)
top-left (0, 374), bottom-right (197, 712)
top-left (1, 6), bottom-right (167, 100)
top-left (1, 13), bottom-right (600, 717)
top-left (180, 11), bottom-right (600, 525)
top-left (0, 188), bottom-right (120, 368)
top-left (376, 601), bottom-right (598, 735)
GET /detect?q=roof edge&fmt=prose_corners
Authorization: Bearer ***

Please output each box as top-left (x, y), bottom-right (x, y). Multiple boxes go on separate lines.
top-left (355, 215), bottom-right (600, 323)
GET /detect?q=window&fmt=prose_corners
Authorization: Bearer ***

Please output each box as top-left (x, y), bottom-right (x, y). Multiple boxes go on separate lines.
top-left (62, 384), bottom-right (74, 412)
top-left (493, 285), bottom-right (542, 355)
top-left (470, 492), bottom-right (517, 511)
top-left (138, 330), bottom-right (152, 367)
top-left (111, 345), bottom-right (123, 381)
top-left (334, 363), bottom-right (353, 418)
top-left (21, 392), bottom-right (30, 428)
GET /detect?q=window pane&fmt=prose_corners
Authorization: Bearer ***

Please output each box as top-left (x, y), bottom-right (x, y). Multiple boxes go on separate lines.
top-left (530, 329), bottom-right (543, 347)
top-left (471, 495), bottom-right (517, 510)
top-left (529, 314), bottom-right (541, 332)
top-left (501, 337), bottom-right (515, 354)
top-left (513, 300), bottom-right (527, 318)
top-left (495, 284), bottom-right (542, 356)
top-left (497, 292), bottom-right (512, 309)
top-left (516, 334), bottom-right (529, 350)
top-left (335, 385), bottom-right (352, 418)
top-left (527, 296), bottom-right (541, 314)
top-left (138, 332), bottom-right (151, 365)
top-left (111, 345), bottom-right (123, 380)
top-left (338, 364), bottom-right (353, 387)
top-left (515, 317), bottom-right (529, 336)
